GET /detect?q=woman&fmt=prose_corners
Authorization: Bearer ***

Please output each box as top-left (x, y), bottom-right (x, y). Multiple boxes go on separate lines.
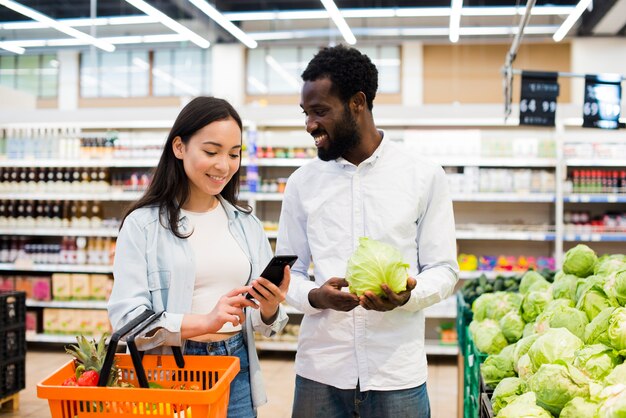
top-left (108, 96), bottom-right (289, 417)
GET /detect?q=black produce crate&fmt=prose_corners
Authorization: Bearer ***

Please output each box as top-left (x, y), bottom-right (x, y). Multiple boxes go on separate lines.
top-left (0, 291), bottom-right (26, 328)
top-left (480, 375), bottom-right (494, 398)
top-left (0, 326), bottom-right (26, 362)
top-left (480, 393), bottom-right (494, 418)
top-left (0, 357), bottom-right (25, 398)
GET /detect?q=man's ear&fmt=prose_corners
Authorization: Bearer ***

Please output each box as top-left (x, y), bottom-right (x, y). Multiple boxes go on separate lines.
top-left (350, 92), bottom-right (367, 113)
top-left (172, 136), bottom-right (184, 159)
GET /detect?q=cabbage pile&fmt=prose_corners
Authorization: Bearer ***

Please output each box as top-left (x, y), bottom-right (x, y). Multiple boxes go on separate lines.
top-left (345, 237), bottom-right (409, 297)
top-left (466, 244), bottom-right (626, 417)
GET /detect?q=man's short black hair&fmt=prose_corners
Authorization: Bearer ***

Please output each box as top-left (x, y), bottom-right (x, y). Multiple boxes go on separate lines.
top-left (301, 44), bottom-right (378, 110)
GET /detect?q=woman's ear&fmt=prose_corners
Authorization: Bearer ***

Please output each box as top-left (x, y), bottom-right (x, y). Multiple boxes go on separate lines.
top-left (172, 136), bottom-right (184, 159)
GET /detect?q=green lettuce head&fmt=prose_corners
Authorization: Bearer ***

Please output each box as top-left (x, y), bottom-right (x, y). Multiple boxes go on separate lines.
top-left (604, 363), bottom-right (626, 386)
top-left (519, 270), bottom-right (549, 294)
top-left (513, 334), bottom-right (539, 373)
top-left (491, 377), bottom-right (527, 415)
top-left (577, 286), bottom-right (614, 322)
top-left (585, 307), bottom-right (616, 345)
top-left (533, 303), bottom-right (588, 340)
top-left (521, 290), bottom-right (553, 323)
top-left (527, 327), bottom-right (583, 370)
top-left (605, 270), bottom-right (626, 307)
top-left (529, 361), bottom-right (591, 416)
top-left (499, 311), bottom-right (525, 344)
top-left (469, 319), bottom-right (508, 355)
top-left (607, 307), bottom-right (626, 354)
top-left (560, 397), bottom-right (600, 418)
top-left (552, 273), bottom-right (579, 301)
top-left (345, 237), bottom-right (409, 297)
top-left (481, 344), bottom-right (516, 388)
top-left (595, 254), bottom-right (626, 276)
top-left (496, 392), bottom-right (552, 418)
top-left (563, 244), bottom-right (598, 278)
top-left (573, 344), bottom-right (622, 380)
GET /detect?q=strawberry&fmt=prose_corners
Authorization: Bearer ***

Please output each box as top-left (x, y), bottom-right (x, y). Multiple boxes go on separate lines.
top-left (62, 376), bottom-right (77, 386)
top-left (77, 370), bottom-right (100, 387)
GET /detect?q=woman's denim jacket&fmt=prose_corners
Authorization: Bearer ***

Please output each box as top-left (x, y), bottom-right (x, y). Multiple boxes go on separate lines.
top-left (107, 196), bottom-right (288, 409)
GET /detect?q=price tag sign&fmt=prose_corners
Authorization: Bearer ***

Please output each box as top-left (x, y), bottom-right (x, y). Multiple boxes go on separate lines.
top-left (519, 71), bottom-right (559, 127)
top-left (583, 74), bottom-right (622, 129)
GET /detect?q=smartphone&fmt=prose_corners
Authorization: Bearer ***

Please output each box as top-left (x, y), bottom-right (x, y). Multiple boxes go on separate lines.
top-left (246, 255), bottom-right (297, 300)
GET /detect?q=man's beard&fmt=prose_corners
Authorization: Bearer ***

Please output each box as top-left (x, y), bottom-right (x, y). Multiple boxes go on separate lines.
top-left (317, 107), bottom-right (361, 162)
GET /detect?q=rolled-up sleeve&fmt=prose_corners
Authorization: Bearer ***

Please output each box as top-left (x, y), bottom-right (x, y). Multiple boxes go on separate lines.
top-left (401, 167), bottom-right (459, 312)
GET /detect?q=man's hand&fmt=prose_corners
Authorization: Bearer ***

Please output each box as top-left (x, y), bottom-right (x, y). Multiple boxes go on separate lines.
top-left (359, 277), bottom-right (417, 312)
top-left (308, 277), bottom-right (360, 311)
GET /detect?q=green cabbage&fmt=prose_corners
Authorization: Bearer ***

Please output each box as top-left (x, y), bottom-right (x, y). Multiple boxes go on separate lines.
top-left (527, 327), bottom-right (583, 370)
top-left (585, 307), bottom-right (616, 345)
top-left (605, 270), bottom-right (626, 307)
top-left (472, 293), bottom-right (498, 321)
top-left (513, 334), bottom-right (539, 373)
top-left (604, 362), bottom-right (626, 386)
top-left (345, 237), bottom-right (409, 297)
top-left (469, 319), bottom-right (508, 355)
top-left (563, 244), bottom-right (598, 278)
top-left (595, 254), bottom-right (626, 276)
top-left (499, 311), bottom-right (525, 344)
top-left (529, 361), bottom-right (591, 416)
top-left (521, 290), bottom-right (552, 323)
top-left (496, 392), bottom-right (552, 418)
top-left (597, 384), bottom-right (626, 418)
top-left (573, 344), bottom-right (622, 380)
top-left (491, 377), bottom-right (527, 415)
top-left (519, 270), bottom-right (549, 294)
top-left (577, 286), bottom-right (614, 321)
top-left (517, 353), bottom-right (535, 381)
top-left (552, 273), bottom-right (579, 301)
top-left (481, 344), bottom-right (516, 388)
top-left (560, 397), bottom-right (600, 418)
top-left (533, 303), bottom-right (588, 340)
top-left (608, 308), bottom-right (626, 354)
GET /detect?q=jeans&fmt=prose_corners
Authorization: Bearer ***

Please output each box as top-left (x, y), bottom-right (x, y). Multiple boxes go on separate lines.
top-left (184, 333), bottom-right (255, 418)
top-left (292, 375), bottom-right (430, 418)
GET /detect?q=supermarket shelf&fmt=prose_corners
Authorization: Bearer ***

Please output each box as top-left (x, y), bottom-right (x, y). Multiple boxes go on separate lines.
top-left (564, 194), bottom-right (626, 203)
top-left (26, 299), bottom-right (107, 309)
top-left (252, 193), bottom-right (285, 202)
top-left (0, 192), bottom-right (143, 201)
top-left (255, 339), bottom-right (458, 355)
top-left (566, 159), bottom-right (626, 167)
top-left (564, 232), bottom-right (626, 242)
top-left (459, 270), bottom-right (520, 280)
top-left (433, 157), bottom-right (557, 168)
top-left (456, 229), bottom-right (555, 241)
top-left (424, 300), bottom-right (457, 319)
top-left (425, 341), bottom-right (458, 356)
top-left (0, 159), bottom-right (159, 168)
top-left (244, 158), bottom-right (310, 167)
top-left (0, 227), bottom-right (118, 237)
top-left (255, 340), bottom-right (298, 352)
top-left (452, 193), bottom-right (555, 202)
top-left (0, 263), bottom-right (113, 273)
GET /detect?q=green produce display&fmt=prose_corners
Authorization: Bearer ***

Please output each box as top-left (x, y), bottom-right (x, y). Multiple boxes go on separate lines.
top-left (460, 243), bottom-right (626, 418)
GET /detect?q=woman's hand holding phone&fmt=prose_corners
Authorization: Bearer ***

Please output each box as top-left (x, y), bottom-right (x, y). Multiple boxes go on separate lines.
top-left (206, 285), bottom-right (259, 330)
top-left (249, 265), bottom-right (291, 324)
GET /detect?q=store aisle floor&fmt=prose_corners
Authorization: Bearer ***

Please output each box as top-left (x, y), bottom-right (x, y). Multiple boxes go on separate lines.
top-left (4, 349), bottom-right (457, 418)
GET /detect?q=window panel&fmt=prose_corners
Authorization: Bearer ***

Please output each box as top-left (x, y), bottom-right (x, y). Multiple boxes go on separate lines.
top-left (266, 47), bottom-right (301, 94)
top-left (0, 56), bottom-right (16, 90)
top-left (378, 46), bottom-right (400, 93)
top-left (16, 55), bottom-right (39, 96)
top-left (247, 48), bottom-right (267, 94)
top-left (100, 51), bottom-right (131, 98)
top-left (80, 51), bottom-right (98, 98)
top-left (153, 49), bottom-right (173, 96)
top-left (171, 49), bottom-right (202, 97)
top-left (203, 50), bottom-right (212, 94)
top-left (40, 54), bottom-right (59, 98)
top-left (129, 51), bottom-right (149, 97)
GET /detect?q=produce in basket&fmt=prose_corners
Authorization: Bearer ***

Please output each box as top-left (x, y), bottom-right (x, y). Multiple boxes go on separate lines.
top-left (64, 333), bottom-right (117, 387)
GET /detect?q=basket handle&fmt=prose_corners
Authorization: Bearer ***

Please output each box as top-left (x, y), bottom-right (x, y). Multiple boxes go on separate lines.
top-left (97, 310), bottom-right (185, 387)
top-left (125, 312), bottom-right (185, 389)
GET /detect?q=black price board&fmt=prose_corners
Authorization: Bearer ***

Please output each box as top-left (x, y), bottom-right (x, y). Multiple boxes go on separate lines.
top-left (519, 71), bottom-right (559, 127)
top-left (583, 74), bottom-right (622, 129)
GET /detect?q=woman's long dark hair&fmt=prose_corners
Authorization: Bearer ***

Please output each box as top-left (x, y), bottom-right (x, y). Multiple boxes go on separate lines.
top-left (121, 96), bottom-right (251, 238)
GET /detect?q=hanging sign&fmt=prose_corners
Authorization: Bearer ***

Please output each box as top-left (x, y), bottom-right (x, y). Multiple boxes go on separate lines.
top-left (583, 74), bottom-right (622, 129)
top-left (519, 71), bottom-right (559, 127)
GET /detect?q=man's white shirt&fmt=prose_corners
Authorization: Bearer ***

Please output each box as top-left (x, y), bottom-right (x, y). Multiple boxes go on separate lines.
top-left (276, 134), bottom-right (459, 391)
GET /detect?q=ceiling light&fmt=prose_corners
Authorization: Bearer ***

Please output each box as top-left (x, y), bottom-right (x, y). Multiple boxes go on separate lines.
top-left (0, 15), bottom-right (158, 30)
top-left (320, 0), bottom-right (357, 45)
top-left (553, 0), bottom-right (593, 42)
top-left (187, 0), bottom-right (257, 48)
top-left (2, 33), bottom-right (190, 48)
top-left (0, 0), bottom-right (115, 51)
top-left (449, 0), bottom-right (463, 42)
top-left (0, 40), bottom-right (24, 54)
top-left (124, 0), bottom-right (210, 48)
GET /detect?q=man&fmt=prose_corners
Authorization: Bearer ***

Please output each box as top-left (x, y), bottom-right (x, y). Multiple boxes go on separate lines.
top-left (276, 45), bottom-right (459, 418)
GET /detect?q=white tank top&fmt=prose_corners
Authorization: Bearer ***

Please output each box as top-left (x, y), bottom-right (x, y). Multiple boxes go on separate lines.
top-left (181, 203), bottom-right (250, 332)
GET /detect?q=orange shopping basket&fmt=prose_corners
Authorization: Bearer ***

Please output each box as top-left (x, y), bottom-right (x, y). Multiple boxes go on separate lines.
top-left (37, 310), bottom-right (240, 418)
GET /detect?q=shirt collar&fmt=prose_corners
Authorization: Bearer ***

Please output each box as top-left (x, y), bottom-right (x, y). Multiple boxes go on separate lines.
top-left (335, 129), bottom-right (386, 168)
